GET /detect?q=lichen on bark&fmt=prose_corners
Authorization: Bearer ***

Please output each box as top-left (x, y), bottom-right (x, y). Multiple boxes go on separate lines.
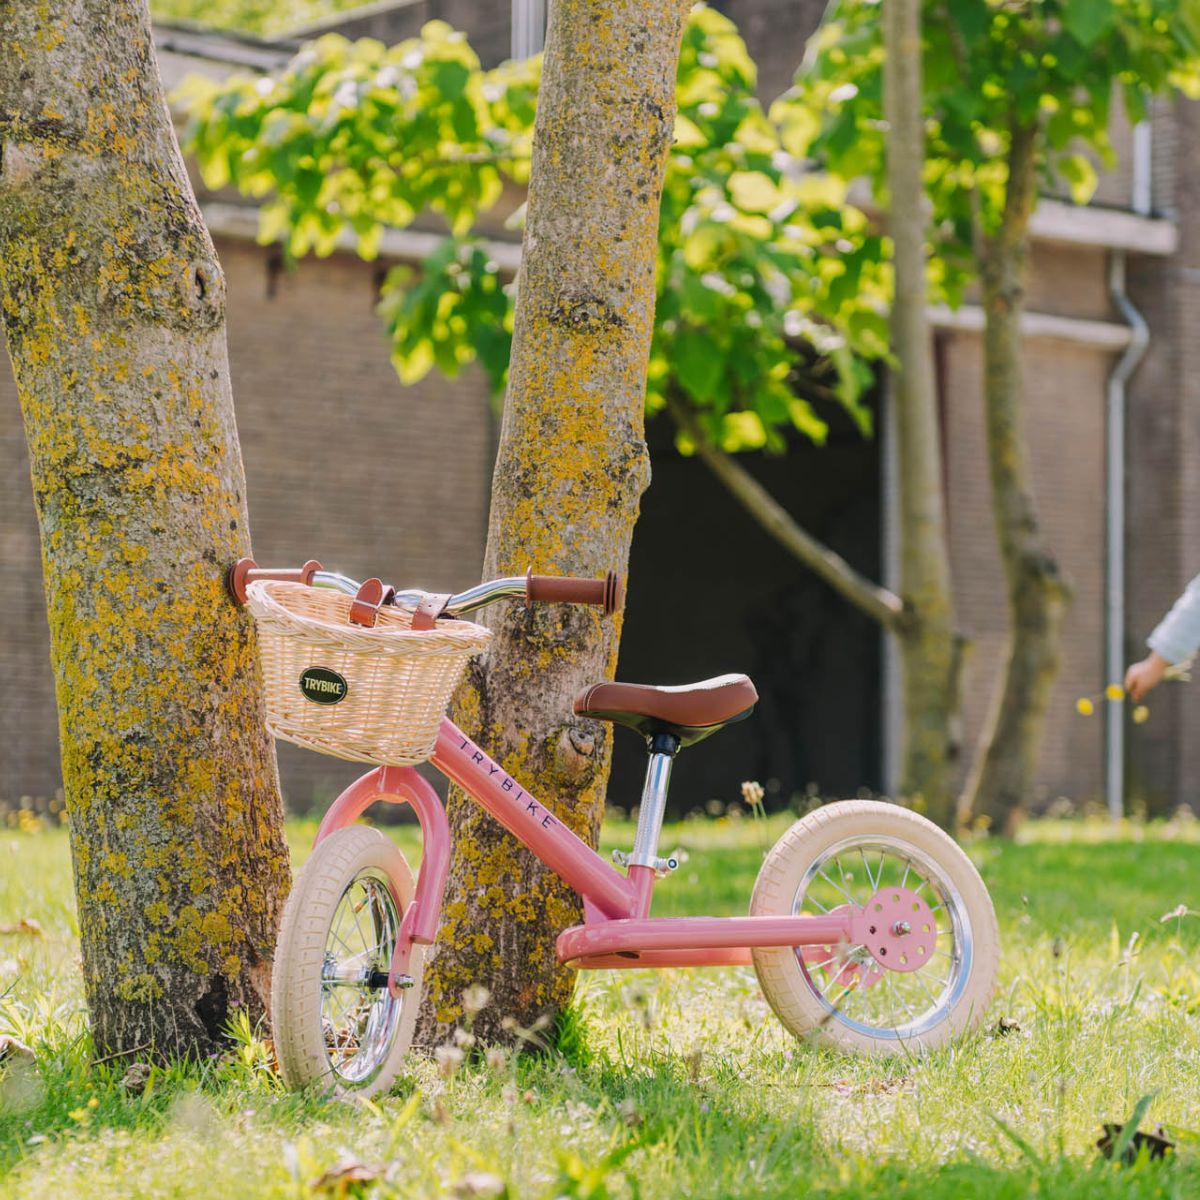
top-left (417, 0), bottom-right (692, 1047)
top-left (0, 0), bottom-right (289, 1057)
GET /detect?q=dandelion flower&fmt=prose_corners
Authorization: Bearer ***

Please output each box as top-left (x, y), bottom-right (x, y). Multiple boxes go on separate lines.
top-left (741, 780), bottom-right (765, 806)
top-left (1106, 684), bottom-right (1125, 701)
top-left (1076, 698), bottom-right (1095, 716)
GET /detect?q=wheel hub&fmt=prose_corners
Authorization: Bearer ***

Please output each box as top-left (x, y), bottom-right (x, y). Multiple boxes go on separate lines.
top-left (853, 887), bottom-right (937, 972)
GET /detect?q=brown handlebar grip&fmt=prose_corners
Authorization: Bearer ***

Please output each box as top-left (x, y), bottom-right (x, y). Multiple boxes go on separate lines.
top-left (228, 557), bottom-right (323, 604)
top-left (525, 569), bottom-right (623, 616)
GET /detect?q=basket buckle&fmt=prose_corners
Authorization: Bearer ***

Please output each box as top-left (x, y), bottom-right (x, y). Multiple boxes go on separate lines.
top-left (348, 578), bottom-right (396, 628)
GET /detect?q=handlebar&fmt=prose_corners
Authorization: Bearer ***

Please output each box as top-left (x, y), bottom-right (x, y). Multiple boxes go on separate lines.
top-left (525, 568), bottom-right (622, 615)
top-left (228, 558), bottom-right (623, 618)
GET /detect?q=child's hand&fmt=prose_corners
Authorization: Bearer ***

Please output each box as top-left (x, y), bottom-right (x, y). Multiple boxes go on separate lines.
top-left (1125, 652), bottom-right (1170, 702)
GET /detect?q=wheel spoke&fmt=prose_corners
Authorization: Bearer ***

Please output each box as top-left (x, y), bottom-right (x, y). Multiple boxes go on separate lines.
top-left (860, 848), bottom-right (879, 894)
top-left (328, 924), bottom-right (362, 964)
top-left (913, 969), bottom-right (941, 1009)
top-left (836, 855), bottom-right (856, 903)
top-left (885, 971), bottom-right (918, 1023)
top-left (349, 886), bottom-right (371, 955)
top-left (816, 867), bottom-right (855, 906)
top-left (804, 954), bottom-right (840, 972)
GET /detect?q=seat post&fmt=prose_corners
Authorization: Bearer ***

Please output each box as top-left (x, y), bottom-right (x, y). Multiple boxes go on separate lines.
top-left (629, 731), bottom-right (680, 868)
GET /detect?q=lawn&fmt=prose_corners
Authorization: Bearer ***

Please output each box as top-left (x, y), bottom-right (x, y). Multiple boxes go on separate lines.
top-left (4, 810), bottom-right (1200, 1197)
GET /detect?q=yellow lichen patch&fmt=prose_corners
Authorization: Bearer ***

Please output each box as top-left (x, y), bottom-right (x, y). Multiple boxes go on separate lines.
top-left (420, 0), bottom-right (683, 1045)
top-left (0, 47), bottom-right (289, 1048)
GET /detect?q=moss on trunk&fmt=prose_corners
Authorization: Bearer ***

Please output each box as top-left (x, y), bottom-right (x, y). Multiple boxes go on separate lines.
top-left (416, 0), bottom-right (691, 1046)
top-left (0, 0), bottom-right (289, 1057)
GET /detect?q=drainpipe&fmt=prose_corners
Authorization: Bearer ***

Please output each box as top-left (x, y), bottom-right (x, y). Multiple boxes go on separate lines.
top-left (1104, 118), bottom-right (1153, 819)
top-left (511, 0), bottom-right (545, 60)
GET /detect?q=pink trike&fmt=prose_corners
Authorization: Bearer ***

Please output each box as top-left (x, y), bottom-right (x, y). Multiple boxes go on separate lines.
top-left (231, 558), bottom-right (999, 1096)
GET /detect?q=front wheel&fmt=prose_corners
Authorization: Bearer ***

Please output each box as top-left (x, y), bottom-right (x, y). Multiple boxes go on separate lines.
top-left (751, 800), bottom-right (999, 1055)
top-left (271, 826), bottom-right (423, 1096)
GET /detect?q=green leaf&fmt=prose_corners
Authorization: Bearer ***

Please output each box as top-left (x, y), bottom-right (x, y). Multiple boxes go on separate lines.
top-left (1057, 153), bottom-right (1098, 205)
top-left (1063, 0), bottom-right (1114, 47)
top-left (719, 410), bottom-right (768, 451)
top-left (673, 327), bottom-right (725, 405)
top-left (728, 170), bottom-right (783, 214)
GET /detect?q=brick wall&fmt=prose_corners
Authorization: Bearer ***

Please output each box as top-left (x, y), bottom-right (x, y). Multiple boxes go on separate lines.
top-left (301, 0), bottom-right (514, 67)
top-left (941, 325), bottom-right (1109, 809)
top-left (0, 350), bottom-right (58, 808)
top-left (0, 238), bottom-right (494, 811)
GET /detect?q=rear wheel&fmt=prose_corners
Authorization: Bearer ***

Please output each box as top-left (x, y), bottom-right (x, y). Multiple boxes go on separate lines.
top-left (271, 826), bottom-right (422, 1095)
top-left (751, 801), bottom-right (999, 1054)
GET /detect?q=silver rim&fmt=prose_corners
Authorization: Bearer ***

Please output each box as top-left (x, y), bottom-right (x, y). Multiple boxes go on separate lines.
top-left (791, 834), bottom-right (973, 1040)
top-left (319, 868), bottom-right (403, 1086)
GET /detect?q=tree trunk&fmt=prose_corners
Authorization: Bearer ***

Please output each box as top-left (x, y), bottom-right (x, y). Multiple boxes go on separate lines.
top-left (0, 1), bottom-right (289, 1057)
top-left (884, 0), bottom-right (964, 829)
top-left (957, 121), bottom-right (1072, 835)
top-left (416, 0), bottom-right (690, 1047)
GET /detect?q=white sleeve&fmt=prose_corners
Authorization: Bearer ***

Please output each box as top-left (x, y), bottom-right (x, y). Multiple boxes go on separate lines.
top-left (1148, 574), bottom-right (1200, 665)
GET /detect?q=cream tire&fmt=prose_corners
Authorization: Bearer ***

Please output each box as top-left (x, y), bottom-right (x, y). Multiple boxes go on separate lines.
top-left (751, 800), bottom-right (999, 1055)
top-left (271, 826), bottom-right (423, 1096)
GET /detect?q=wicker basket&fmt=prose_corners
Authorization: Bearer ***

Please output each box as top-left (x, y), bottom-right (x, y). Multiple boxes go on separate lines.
top-left (245, 580), bottom-right (491, 765)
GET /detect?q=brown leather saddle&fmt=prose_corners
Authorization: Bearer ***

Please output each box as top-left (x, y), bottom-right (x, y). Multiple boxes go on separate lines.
top-left (574, 673), bottom-right (758, 748)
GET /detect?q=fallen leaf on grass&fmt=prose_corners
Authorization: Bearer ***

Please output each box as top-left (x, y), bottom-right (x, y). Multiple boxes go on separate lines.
top-left (120, 1062), bottom-right (152, 1095)
top-left (450, 1173), bottom-right (505, 1198)
top-left (1097, 1122), bottom-right (1174, 1164)
top-left (310, 1157), bottom-right (385, 1196)
top-left (0, 1035), bottom-right (35, 1068)
top-left (823, 1075), bottom-right (912, 1097)
top-left (1098, 1093), bottom-right (1173, 1164)
top-left (0, 919), bottom-right (43, 938)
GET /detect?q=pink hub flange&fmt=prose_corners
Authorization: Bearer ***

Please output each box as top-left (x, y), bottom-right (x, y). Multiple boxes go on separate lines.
top-left (852, 886), bottom-right (937, 972)
top-left (799, 905), bottom-right (884, 989)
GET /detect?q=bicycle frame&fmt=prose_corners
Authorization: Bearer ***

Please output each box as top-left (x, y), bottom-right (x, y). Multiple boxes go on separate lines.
top-left (315, 716), bottom-right (865, 998)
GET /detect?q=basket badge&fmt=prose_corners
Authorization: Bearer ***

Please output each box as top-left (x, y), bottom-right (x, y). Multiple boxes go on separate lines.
top-left (299, 666), bottom-right (349, 705)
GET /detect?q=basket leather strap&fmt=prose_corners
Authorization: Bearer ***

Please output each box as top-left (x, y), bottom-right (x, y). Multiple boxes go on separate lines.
top-left (412, 593), bottom-right (452, 631)
top-left (349, 578), bottom-right (396, 628)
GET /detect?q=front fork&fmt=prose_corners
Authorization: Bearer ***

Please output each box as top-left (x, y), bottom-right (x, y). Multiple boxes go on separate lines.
top-left (315, 765), bottom-right (451, 999)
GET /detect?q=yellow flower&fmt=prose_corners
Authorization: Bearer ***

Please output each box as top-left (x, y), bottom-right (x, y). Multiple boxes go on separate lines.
top-left (1105, 684), bottom-right (1125, 701)
top-left (1133, 705), bottom-right (1150, 725)
top-left (1076, 698), bottom-right (1095, 716)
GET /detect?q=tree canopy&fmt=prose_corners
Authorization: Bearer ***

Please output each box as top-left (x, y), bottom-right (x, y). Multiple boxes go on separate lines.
top-left (779, 0), bottom-right (1200, 288)
top-left (181, 6), bottom-right (885, 457)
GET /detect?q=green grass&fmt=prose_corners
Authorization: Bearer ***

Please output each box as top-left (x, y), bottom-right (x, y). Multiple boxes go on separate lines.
top-left (5, 811), bottom-right (1200, 1197)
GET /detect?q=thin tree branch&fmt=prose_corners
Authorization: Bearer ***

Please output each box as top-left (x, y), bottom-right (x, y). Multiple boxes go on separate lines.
top-left (942, 12), bottom-right (989, 265)
top-left (664, 391), bottom-right (909, 632)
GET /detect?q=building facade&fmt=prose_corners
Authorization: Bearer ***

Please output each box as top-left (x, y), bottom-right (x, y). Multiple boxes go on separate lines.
top-left (0, 1), bottom-right (1194, 817)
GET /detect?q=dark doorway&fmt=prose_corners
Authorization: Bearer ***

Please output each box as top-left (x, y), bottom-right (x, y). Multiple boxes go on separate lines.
top-left (608, 403), bottom-right (883, 816)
